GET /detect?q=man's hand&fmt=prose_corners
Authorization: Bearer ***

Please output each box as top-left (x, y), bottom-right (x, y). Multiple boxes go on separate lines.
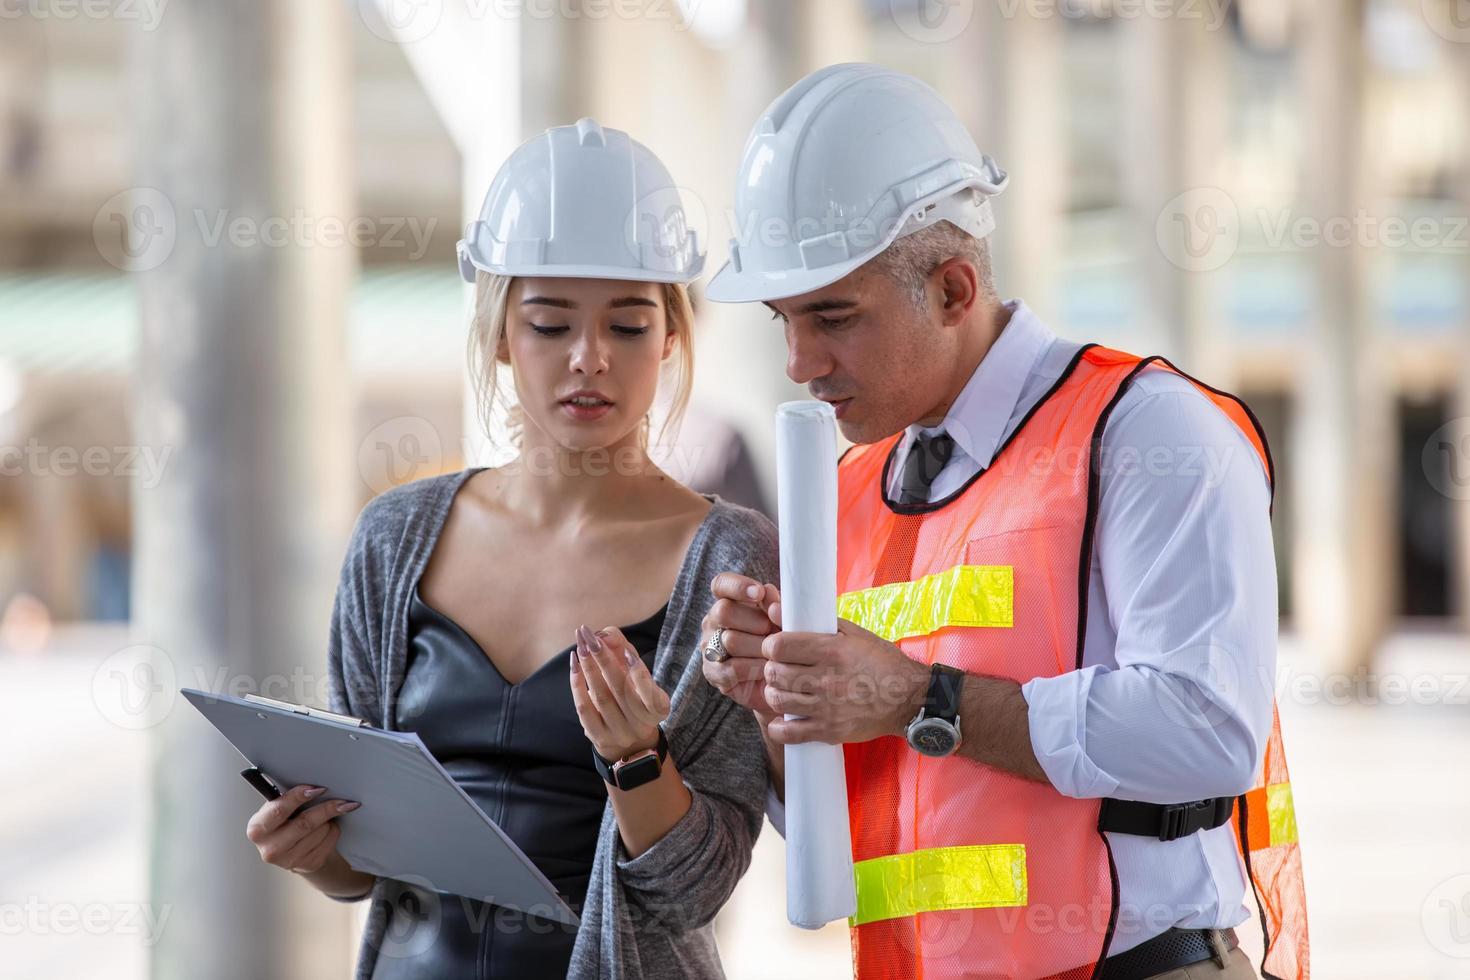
top-left (760, 612), bottom-right (929, 746)
top-left (700, 573), bottom-right (782, 718)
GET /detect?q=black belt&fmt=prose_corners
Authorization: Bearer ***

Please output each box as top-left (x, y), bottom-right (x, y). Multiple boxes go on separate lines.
top-left (1097, 796), bottom-right (1235, 841)
top-left (1098, 927), bottom-right (1238, 980)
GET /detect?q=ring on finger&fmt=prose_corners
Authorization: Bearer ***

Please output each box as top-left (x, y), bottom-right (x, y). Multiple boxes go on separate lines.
top-left (703, 627), bottom-right (730, 663)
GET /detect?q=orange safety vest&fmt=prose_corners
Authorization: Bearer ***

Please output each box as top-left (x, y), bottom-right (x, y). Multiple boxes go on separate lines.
top-left (836, 345), bottom-right (1308, 980)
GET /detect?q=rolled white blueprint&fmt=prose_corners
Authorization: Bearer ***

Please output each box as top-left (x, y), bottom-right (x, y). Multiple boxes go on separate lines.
top-left (774, 400), bottom-right (857, 928)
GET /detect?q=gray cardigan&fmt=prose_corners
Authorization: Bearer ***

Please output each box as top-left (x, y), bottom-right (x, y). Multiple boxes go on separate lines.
top-left (324, 468), bottom-right (778, 980)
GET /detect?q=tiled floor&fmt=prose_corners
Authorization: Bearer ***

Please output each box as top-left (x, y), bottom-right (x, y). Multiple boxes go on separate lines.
top-left (4, 627), bottom-right (1469, 978)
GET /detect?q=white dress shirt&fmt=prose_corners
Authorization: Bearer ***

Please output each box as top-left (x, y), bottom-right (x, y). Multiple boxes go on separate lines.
top-left (772, 300), bottom-right (1277, 959)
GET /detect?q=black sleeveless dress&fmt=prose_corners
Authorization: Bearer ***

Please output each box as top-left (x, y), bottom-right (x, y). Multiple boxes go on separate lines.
top-left (369, 586), bottom-right (668, 979)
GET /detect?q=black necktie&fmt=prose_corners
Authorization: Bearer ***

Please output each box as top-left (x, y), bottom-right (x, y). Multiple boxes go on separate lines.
top-left (898, 430), bottom-right (955, 505)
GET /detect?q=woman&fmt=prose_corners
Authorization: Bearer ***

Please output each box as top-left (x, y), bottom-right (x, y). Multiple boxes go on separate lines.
top-left (242, 119), bottom-right (776, 979)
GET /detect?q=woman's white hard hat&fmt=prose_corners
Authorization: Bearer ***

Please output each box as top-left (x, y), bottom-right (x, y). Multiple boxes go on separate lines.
top-left (705, 63), bottom-right (1008, 304)
top-left (457, 117), bottom-right (705, 285)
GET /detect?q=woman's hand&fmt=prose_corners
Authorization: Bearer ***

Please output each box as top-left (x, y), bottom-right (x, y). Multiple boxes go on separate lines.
top-left (245, 784), bottom-right (360, 874)
top-left (570, 624), bottom-right (671, 762)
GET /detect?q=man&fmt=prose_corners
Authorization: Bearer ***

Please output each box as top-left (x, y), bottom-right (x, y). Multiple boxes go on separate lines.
top-left (699, 64), bottom-right (1306, 980)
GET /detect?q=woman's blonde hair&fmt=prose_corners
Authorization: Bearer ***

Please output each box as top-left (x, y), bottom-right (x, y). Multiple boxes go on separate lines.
top-left (467, 271), bottom-right (696, 452)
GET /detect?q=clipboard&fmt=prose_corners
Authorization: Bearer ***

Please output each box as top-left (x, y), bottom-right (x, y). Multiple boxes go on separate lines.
top-left (181, 687), bottom-right (579, 925)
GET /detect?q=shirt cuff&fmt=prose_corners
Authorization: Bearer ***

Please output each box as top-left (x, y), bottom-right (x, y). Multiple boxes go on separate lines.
top-left (1021, 667), bottom-right (1122, 800)
top-left (765, 783), bottom-right (787, 839)
top-left (323, 877), bottom-right (376, 903)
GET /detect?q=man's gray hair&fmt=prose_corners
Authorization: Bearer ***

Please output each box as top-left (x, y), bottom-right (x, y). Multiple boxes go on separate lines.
top-left (871, 220), bottom-right (996, 309)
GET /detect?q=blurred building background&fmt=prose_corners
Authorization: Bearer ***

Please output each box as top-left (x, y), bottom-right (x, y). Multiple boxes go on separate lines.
top-left (1, 0), bottom-right (1468, 977)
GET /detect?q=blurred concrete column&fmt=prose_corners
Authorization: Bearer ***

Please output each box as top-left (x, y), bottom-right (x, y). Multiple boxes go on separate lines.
top-left (1119, 3), bottom-right (1230, 368)
top-left (133, 1), bottom-right (356, 977)
top-left (1290, 0), bottom-right (1393, 673)
top-left (695, 0), bottom-right (809, 496)
top-left (964, 4), bottom-right (1065, 323)
top-left (368, 0), bottom-right (521, 465)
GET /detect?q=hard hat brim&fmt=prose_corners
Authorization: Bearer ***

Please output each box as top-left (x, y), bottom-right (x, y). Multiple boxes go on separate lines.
top-left (703, 254), bottom-right (868, 305)
top-left (458, 249), bottom-right (705, 286)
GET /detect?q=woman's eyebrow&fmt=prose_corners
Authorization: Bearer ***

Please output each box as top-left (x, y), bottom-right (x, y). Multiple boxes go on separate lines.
top-left (521, 296), bottom-right (576, 308)
top-left (608, 297), bottom-right (659, 309)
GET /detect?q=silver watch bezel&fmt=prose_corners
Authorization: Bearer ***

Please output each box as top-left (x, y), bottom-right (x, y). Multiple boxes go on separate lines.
top-left (905, 710), bottom-right (962, 757)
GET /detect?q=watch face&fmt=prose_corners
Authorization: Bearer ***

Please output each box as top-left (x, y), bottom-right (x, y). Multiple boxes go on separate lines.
top-left (907, 718), bottom-right (959, 758)
top-left (612, 755), bottom-right (661, 790)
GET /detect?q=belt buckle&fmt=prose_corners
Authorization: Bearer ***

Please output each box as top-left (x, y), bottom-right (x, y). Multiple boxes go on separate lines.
top-left (1206, 929), bottom-right (1229, 969)
top-left (1158, 799), bottom-right (1213, 841)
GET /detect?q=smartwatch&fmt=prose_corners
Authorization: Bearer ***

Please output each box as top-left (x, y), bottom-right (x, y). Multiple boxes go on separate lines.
top-left (904, 664), bottom-right (965, 757)
top-left (593, 725), bottom-right (669, 791)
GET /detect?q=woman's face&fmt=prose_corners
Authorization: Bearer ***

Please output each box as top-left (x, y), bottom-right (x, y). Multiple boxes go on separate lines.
top-left (501, 276), bottom-right (676, 454)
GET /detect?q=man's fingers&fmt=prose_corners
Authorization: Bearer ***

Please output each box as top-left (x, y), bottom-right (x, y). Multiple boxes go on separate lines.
top-left (704, 653), bottom-right (767, 692)
top-left (706, 597), bottom-right (775, 636)
top-left (710, 572), bottom-right (764, 603)
top-left (713, 627), bottom-right (766, 662)
top-left (765, 683), bottom-right (822, 716)
top-left (766, 717), bottom-right (831, 745)
top-left (762, 630), bottom-right (831, 666)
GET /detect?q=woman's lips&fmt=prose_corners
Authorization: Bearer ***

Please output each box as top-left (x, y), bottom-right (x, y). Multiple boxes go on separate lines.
top-left (560, 398), bottom-right (614, 422)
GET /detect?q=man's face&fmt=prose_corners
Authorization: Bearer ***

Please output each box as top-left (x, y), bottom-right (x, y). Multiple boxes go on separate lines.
top-left (767, 263), bottom-right (951, 444)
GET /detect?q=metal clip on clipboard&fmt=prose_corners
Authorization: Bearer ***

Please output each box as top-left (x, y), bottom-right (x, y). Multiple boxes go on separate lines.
top-left (242, 693), bottom-right (368, 728)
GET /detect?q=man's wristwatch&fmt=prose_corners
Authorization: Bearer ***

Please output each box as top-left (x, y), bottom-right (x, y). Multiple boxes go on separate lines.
top-left (904, 664), bottom-right (965, 757)
top-left (593, 725), bottom-right (669, 791)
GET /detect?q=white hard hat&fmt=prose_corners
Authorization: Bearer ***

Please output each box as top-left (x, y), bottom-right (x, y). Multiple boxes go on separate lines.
top-left (457, 117), bottom-right (705, 284)
top-left (705, 63), bottom-right (1008, 304)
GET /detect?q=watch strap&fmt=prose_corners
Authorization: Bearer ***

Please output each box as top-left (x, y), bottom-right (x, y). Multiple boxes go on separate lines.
top-left (593, 725), bottom-right (668, 788)
top-left (925, 664), bottom-right (965, 723)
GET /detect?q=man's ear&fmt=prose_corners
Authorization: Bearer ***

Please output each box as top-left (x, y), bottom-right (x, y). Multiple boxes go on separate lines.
top-left (933, 257), bottom-right (980, 327)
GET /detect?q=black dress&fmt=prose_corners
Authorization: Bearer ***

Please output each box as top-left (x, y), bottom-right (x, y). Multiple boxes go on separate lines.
top-left (369, 586), bottom-right (668, 980)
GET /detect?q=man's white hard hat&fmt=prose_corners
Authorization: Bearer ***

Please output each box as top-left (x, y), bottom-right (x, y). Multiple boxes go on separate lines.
top-left (457, 117), bottom-right (705, 285)
top-left (705, 63), bottom-right (1008, 304)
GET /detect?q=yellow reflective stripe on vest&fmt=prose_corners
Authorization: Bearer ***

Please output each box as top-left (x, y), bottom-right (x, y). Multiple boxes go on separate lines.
top-left (837, 565), bottom-right (1014, 642)
top-left (1267, 782), bottom-right (1298, 847)
top-left (850, 844), bottom-right (1028, 926)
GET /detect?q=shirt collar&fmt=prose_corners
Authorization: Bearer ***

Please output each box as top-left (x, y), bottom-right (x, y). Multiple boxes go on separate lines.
top-left (904, 299), bottom-right (1056, 472)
